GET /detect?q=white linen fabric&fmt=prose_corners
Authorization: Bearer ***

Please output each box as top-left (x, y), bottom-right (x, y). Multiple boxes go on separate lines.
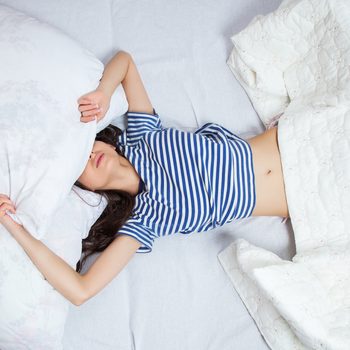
top-left (0, 1), bottom-right (295, 350)
top-left (220, 0), bottom-right (350, 349)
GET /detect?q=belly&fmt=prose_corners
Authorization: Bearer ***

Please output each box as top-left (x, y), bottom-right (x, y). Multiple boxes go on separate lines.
top-left (246, 127), bottom-right (289, 217)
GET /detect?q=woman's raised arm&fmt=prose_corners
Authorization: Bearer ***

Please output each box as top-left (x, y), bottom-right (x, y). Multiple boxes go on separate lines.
top-left (98, 50), bottom-right (153, 114)
top-left (78, 51), bottom-right (154, 123)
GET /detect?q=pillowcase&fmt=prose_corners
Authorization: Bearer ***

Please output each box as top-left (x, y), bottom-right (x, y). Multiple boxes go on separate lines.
top-left (0, 3), bottom-right (128, 240)
top-left (0, 186), bottom-right (107, 350)
top-left (0, 4), bottom-right (127, 349)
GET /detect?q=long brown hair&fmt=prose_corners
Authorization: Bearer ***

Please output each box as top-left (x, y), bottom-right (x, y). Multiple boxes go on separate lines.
top-left (74, 124), bottom-right (135, 273)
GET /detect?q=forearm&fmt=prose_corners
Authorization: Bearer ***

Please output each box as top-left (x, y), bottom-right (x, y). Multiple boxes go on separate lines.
top-left (6, 224), bottom-right (140, 306)
top-left (97, 51), bottom-right (132, 97)
top-left (9, 225), bottom-right (86, 306)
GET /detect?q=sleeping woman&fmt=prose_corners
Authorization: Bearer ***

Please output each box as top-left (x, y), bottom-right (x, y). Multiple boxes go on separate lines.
top-left (0, 50), bottom-right (289, 306)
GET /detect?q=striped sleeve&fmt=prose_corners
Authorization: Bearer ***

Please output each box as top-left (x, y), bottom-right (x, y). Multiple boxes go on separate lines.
top-left (117, 219), bottom-right (155, 253)
top-left (125, 109), bottom-right (163, 144)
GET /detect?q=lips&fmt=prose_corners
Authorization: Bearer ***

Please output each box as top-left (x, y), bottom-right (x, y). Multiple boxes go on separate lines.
top-left (96, 153), bottom-right (104, 168)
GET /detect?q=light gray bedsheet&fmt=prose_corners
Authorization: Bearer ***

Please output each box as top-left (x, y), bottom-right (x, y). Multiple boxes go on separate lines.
top-left (0, 0), bottom-right (292, 349)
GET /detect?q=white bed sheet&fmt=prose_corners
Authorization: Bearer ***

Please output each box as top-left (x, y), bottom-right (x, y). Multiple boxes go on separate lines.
top-left (0, 0), bottom-right (292, 349)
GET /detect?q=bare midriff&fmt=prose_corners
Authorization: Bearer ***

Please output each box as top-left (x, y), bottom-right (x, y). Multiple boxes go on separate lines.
top-left (246, 127), bottom-right (289, 218)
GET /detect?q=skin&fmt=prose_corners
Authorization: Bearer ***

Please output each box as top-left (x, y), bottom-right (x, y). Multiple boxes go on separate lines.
top-left (78, 141), bottom-right (141, 196)
top-left (0, 51), bottom-right (289, 308)
top-left (247, 127), bottom-right (289, 218)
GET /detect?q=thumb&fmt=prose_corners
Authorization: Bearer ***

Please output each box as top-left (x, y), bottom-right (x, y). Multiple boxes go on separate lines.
top-left (77, 96), bottom-right (92, 104)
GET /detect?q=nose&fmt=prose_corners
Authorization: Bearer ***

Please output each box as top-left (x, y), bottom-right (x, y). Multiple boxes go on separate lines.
top-left (89, 151), bottom-right (95, 159)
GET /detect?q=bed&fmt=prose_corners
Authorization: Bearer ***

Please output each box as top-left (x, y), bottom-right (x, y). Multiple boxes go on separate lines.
top-left (0, 0), bottom-right (294, 349)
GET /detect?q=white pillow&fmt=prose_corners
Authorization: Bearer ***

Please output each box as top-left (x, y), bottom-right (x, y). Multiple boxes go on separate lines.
top-left (0, 187), bottom-right (107, 350)
top-left (0, 4), bottom-right (126, 349)
top-left (0, 4), bottom-right (128, 240)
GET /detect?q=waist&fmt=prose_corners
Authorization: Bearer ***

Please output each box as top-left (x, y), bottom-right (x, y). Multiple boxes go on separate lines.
top-left (246, 127), bottom-right (281, 172)
top-left (246, 126), bottom-right (288, 217)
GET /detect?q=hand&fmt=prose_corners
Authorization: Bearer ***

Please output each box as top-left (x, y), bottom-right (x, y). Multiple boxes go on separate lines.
top-left (77, 88), bottom-right (111, 123)
top-left (0, 194), bottom-right (22, 233)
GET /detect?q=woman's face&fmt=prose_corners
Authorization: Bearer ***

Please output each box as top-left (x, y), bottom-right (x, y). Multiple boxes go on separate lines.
top-left (77, 140), bottom-right (120, 191)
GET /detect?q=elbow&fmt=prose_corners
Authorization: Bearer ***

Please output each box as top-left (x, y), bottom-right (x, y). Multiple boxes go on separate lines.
top-left (72, 293), bottom-right (88, 306)
top-left (73, 299), bottom-right (84, 307)
top-left (118, 50), bottom-right (133, 66)
top-left (118, 50), bottom-right (132, 60)
top-left (72, 285), bottom-right (90, 306)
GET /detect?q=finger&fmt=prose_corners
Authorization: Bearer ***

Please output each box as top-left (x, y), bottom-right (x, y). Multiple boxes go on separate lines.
top-left (78, 104), bottom-right (100, 112)
top-left (80, 115), bottom-right (97, 123)
top-left (0, 197), bottom-right (16, 212)
top-left (0, 198), bottom-right (14, 207)
top-left (0, 203), bottom-right (16, 214)
top-left (78, 97), bottom-right (95, 104)
top-left (81, 109), bottom-right (101, 117)
top-left (0, 201), bottom-right (14, 208)
top-left (77, 95), bottom-right (91, 102)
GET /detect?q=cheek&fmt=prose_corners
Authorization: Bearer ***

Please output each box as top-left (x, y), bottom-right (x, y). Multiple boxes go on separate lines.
top-left (79, 165), bottom-right (108, 190)
top-left (78, 168), bottom-right (98, 189)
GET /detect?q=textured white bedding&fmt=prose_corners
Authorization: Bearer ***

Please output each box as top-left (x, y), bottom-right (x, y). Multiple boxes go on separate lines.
top-left (0, 1), bottom-right (292, 349)
top-left (221, 0), bottom-right (350, 349)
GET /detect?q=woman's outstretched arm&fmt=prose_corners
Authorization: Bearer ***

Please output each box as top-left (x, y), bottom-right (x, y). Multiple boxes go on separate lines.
top-left (0, 198), bottom-right (141, 306)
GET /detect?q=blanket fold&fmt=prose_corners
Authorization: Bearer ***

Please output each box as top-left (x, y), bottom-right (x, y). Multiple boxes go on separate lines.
top-left (219, 0), bottom-right (350, 349)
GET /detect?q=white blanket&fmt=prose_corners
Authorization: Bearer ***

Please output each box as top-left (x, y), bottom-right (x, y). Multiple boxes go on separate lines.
top-left (219, 0), bottom-right (350, 349)
top-left (0, 0), bottom-right (290, 349)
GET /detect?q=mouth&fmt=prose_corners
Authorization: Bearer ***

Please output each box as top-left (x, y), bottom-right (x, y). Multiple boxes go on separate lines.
top-left (96, 153), bottom-right (104, 168)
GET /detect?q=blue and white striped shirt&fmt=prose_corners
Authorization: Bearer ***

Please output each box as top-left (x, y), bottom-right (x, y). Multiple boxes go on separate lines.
top-left (117, 111), bottom-right (256, 253)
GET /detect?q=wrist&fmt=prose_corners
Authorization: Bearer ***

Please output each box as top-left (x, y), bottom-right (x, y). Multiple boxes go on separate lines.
top-left (1, 216), bottom-right (25, 238)
top-left (96, 82), bottom-right (113, 99)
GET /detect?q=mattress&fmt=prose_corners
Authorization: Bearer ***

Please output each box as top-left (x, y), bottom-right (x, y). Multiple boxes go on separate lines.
top-left (0, 0), bottom-right (290, 349)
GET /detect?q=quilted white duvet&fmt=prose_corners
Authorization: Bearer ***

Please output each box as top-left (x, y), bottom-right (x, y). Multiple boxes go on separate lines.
top-left (219, 0), bottom-right (350, 349)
